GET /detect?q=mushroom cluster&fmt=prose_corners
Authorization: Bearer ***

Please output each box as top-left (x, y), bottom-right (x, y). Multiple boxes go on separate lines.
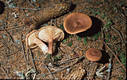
top-left (26, 26), bottom-right (64, 54)
top-left (26, 12), bottom-right (92, 55)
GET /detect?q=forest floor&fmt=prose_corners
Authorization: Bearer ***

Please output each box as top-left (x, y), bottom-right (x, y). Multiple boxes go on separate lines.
top-left (0, 0), bottom-right (126, 79)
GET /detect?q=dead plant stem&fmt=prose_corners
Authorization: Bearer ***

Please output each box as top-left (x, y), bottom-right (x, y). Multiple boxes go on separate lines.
top-left (111, 26), bottom-right (124, 43)
top-left (43, 63), bottom-right (55, 79)
top-left (44, 56), bottom-right (84, 77)
top-left (1, 66), bottom-right (10, 79)
top-left (104, 42), bottom-right (126, 71)
top-left (29, 48), bottom-right (37, 73)
top-left (21, 34), bottom-right (29, 70)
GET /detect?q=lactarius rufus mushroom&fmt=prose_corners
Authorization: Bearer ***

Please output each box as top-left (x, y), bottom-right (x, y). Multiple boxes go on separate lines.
top-left (64, 12), bottom-right (92, 34)
top-left (85, 48), bottom-right (102, 62)
top-left (26, 30), bottom-right (48, 54)
top-left (36, 26), bottom-right (64, 54)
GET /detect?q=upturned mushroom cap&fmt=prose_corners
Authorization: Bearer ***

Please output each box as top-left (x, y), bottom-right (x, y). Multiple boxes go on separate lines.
top-left (36, 25), bottom-right (64, 42)
top-left (26, 30), bottom-right (38, 48)
top-left (26, 30), bottom-right (48, 54)
top-left (64, 12), bottom-right (92, 34)
top-left (85, 48), bottom-right (102, 61)
top-left (36, 25), bottom-right (64, 54)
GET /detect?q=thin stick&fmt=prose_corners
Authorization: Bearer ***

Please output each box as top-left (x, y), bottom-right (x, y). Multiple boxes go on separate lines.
top-left (88, 63), bottom-right (98, 80)
top-left (111, 26), bottom-right (124, 43)
top-left (5, 6), bottom-right (40, 11)
top-left (104, 42), bottom-right (126, 71)
top-left (1, 67), bottom-right (10, 79)
top-left (28, 48), bottom-right (37, 72)
top-left (0, 26), bottom-right (22, 32)
top-left (43, 56), bottom-right (84, 76)
top-left (43, 63), bottom-right (55, 79)
top-left (57, 54), bottom-right (80, 66)
top-left (2, 10), bottom-right (14, 43)
top-left (3, 27), bottom-right (14, 43)
top-left (21, 34), bottom-right (29, 69)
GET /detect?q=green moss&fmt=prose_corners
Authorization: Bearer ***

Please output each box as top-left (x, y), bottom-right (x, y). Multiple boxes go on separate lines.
top-left (46, 54), bottom-right (52, 59)
top-left (105, 39), bottom-right (109, 43)
top-left (67, 42), bottom-right (72, 47)
top-left (94, 11), bottom-right (101, 16)
top-left (104, 19), bottom-right (113, 29)
top-left (105, 33), bottom-right (111, 42)
top-left (59, 24), bottom-right (64, 30)
top-left (112, 36), bottom-right (118, 40)
top-left (77, 36), bottom-right (82, 41)
top-left (118, 77), bottom-right (124, 80)
top-left (89, 8), bottom-right (101, 16)
top-left (62, 39), bottom-right (67, 43)
top-left (101, 13), bottom-right (106, 19)
top-left (117, 47), bottom-right (121, 53)
top-left (69, 34), bottom-right (73, 38)
top-left (53, 55), bottom-right (62, 62)
top-left (119, 52), bottom-right (126, 67)
top-left (93, 32), bottom-right (101, 40)
top-left (84, 37), bottom-right (87, 45)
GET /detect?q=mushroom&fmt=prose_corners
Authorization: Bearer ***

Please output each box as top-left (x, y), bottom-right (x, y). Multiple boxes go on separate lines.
top-left (85, 48), bottom-right (102, 62)
top-left (85, 48), bottom-right (102, 79)
top-left (64, 12), bottom-right (92, 34)
top-left (26, 30), bottom-right (48, 54)
top-left (36, 25), bottom-right (64, 54)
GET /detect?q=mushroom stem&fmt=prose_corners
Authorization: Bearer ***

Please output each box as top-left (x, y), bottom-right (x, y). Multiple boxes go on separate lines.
top-left (48, 39), bottom-right (53, 54)
top-left (34, 38), bottom-right (48, 54)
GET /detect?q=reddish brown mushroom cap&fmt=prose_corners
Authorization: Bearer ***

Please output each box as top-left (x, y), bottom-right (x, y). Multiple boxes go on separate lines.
top-left (64, 13), bottom-right (92, 34)
top-left (85, 48), bottom-right (102, 61)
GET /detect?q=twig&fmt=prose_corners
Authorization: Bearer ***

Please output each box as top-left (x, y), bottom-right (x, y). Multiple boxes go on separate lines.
top-left (28, 48), bottom-right (37, 73)
top-left (56, 55), bottom-right (80, 66)
top-left (2, 9), bottom-right (14, 43)
top-left (111, 26), bottom-right (124, 43)
top-left (1, 66), bottom-right (10, 79)
top-left (28, 0), bottom-right (35, 7)
top-left (28, 0), bottom-right (39, 10)
top-left (3, 27), bottom-right (14, 43)
top-left (21, 34), bottom-right (29, 70)
top-left (43, 63), bottom-right (55, 79)
top-left (87, 63), bottom-right (98, 80)
top-left (0, 26), bottom-right (22, 32)
top-left (112, 64), bottom-right (124, 71)
top-left (6, 6), bottom-right (40, 11)
top-left (43, 56), bottom-right (84, 77)
top-left (104, 42), bottom-right (126, 71)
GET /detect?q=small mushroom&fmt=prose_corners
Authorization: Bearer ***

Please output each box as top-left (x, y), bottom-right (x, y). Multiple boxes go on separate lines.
top-left (85, 48), bottom-right (102, 79)
top-left (85, 48), bottom-right (102, 61)
top-left (36, 25), bottom-right (64, 54)
top-left (26, 30), bottom-right (48, 54)
top-left (64, 12), bottom-right (92, 34)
